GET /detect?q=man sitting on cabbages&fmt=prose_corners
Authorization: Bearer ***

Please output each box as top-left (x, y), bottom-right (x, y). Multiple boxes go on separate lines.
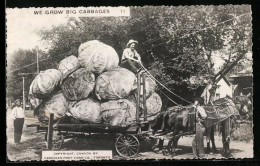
top-left (120, 39), bottom-right (143, 74)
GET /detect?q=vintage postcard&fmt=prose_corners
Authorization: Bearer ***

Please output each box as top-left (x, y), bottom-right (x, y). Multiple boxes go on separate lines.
top-left (6, 6), bottom-right (253, 161)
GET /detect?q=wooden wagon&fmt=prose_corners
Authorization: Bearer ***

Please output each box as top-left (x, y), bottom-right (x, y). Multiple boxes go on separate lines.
top-left (28, 72), bottom-right (153, 158)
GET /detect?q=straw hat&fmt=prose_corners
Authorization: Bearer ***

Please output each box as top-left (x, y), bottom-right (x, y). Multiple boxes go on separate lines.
top-left (126, 39), bottom-right (138, 48)
top-left (14, 99), bottom-right (21, 106)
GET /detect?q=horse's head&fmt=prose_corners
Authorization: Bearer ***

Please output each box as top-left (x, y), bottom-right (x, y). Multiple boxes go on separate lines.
top-left (213, 96), bottom-right (240, 118)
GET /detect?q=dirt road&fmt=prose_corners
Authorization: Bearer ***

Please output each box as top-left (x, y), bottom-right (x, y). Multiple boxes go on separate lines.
top-left (6, 109), bottom-right (253, 161)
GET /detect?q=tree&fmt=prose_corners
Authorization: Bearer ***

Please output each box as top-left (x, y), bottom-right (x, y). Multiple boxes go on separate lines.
top-left (9, 5), bottom-right (251, 106)
top-left (6, 48), bottom-right (49, 99)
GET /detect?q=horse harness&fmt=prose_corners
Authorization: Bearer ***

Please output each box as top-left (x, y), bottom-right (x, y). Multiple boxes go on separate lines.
top-left (166, 103), bottom-right (234, 130)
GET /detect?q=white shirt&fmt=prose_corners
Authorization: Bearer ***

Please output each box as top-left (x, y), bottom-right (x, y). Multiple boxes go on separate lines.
top-left (121, 48), bottom-right (141, 61)
top-left (196, 105), bottom-right (207, 119)
top-left (10, 106), bottom-right (25, 119)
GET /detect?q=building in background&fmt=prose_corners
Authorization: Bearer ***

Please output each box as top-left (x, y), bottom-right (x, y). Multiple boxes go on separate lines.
top-left (215, 77), bottom-right (233, 100)
top-left (229, 67), bottom-right (253, 98)
top-left (201, 76), bottom-right (233, 104)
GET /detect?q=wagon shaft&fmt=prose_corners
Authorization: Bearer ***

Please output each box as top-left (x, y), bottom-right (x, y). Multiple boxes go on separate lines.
top-left (56, 124), bottom-right (139, 134)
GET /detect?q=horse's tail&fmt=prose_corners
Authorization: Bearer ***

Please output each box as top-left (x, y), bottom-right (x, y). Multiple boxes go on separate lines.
top-left (219, 115), bottom-right (238, 138)
top-left (230, 115), bottom-right (238, 133)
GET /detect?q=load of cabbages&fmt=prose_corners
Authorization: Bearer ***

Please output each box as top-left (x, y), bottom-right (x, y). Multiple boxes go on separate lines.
top-left (30, 40), bottom-right (162, 126)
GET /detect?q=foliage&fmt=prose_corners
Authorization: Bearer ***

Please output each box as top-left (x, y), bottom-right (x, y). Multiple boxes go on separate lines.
top-left (6, 48), bottom-right (50, 99)
top-left (7, 5), bottom-right (252, 106)
top-left (7, 49), bottom-right (35, 98)
top-left (231, 122), bottom-right (253, 142)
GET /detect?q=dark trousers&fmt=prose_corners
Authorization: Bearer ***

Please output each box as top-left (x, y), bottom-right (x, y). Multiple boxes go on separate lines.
top-left (192, 123), bottom-right (205, 157)
top-left (14, 118), bottom-right (24, 143)
top-left (120, 59), bottom-right (141, 74)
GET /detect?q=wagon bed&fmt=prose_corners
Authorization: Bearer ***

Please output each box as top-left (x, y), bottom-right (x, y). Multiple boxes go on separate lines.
top-left (28, 72), bottom-right (153, 158)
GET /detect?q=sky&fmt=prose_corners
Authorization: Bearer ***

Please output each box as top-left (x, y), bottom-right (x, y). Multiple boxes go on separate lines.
top-left (6, 8), bottom-right (69, 55)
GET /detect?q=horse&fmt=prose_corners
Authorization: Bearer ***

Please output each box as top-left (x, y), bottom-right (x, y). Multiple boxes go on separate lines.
top-left (150, 96), bottom-right (239, 157)
top-left (233, 95), bottom-right (252, 120)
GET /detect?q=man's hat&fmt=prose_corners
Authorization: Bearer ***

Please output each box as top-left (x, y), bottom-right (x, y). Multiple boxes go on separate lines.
top-left (14, 99), bottom-right (21, 105)
top-left (126, 39), bottom-right (138, 48)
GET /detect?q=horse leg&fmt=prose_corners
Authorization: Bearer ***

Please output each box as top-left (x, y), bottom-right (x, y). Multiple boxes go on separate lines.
top-left (221, 121), bottom-right (231, 157)
top-left (170, 136), bottom-right (180, 156)
top-left (206, 127), bottom-right (211, 154)
top-left (164, 130), bottom-right (178, 156)
top-left (206, 138), bottom-right (211, 153)
top-left (205, 121), bottom-right (212, 154)
top-left (152, 138), bottom-right (164, 153)
top-left (163, 138), bottom-right (172, 156)
top-left (210, 126), bottom-right (218, 153)
top-left (161, 136), bottom-right (172, 156)
top-left (225, 137), bottom-right (231, 157)
top-left (221, 121), bottom-right (227, 155)
top-left (225, 119), bottom-right (231, 157)
top-left (158, 139), bottom-right (164, 150)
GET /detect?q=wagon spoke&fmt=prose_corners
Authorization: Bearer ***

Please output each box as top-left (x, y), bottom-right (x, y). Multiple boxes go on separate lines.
top-left (117, 147), bottom-right (127, 154)
top-left (127, 148), bottom-right (133, 156)
top-left (128, 145), bottom-right (138, 151)
top-left (129, 148), bottom-right (135, 156)
top-left (128, 146), bottom-right (137, 153)
top-left (128, 144), bottom-right (139, 147)
top-left (118, 136), bottom-right (124, 140)
top-left (117, 146), bottom-right (128, 151)
top-left (128, 140), bottom-right (138, 145)
top-left (116, 143), bottom-right (127, 147)
top-left (118, 137), bottom-right (125, 143)
top-left (117, 146), bottom-right (127, 151)
top-left (117, 142), bottom-right (127, 146)
top-left (118, 140), bottom-right (127, 145)
top-left (125, 148), bottom-right (130, 156)
top-left (121, 147), bottom-right (127, 154)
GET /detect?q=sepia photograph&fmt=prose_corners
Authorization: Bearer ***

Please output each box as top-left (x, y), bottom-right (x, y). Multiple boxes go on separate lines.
top-left (6, 5), bottom-right (253, 161)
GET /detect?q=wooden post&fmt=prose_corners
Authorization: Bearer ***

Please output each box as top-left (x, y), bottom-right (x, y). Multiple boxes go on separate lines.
top-left (22, 76), bottom-right (25, 111)
top-left (136, 73), bottom-right (141, 124)
top-left (142, 73), bottom-right (147, 122)
top-left (36, 46), bottom-right (39, 74)
top-left (47, 113), bottom-right (54, 150)
top-left (18, 73), bottom-right (38, 110)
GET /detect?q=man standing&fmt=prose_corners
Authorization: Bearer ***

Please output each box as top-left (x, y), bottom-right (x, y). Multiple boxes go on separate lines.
top-left (10, 99), bottom-right (25, 145)
top-left (120, 39), bottom-right (142, 73)
top-left (192, 97), bottom-right (207, 158)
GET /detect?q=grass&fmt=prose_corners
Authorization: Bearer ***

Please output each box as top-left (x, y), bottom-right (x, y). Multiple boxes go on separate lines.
top-left (231, 121), bottom-right (253, 142)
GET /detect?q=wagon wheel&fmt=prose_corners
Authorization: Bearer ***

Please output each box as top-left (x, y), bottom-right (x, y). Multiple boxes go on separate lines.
top-left (115, 134), bottom-right (140, 158)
